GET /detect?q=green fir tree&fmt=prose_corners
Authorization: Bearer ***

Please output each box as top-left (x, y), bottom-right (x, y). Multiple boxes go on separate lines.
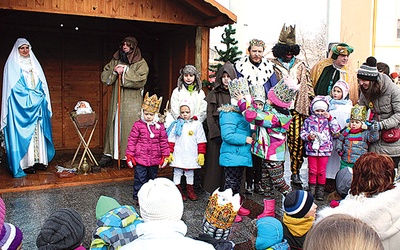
top-left (203, 24), bottom-right (242, 90)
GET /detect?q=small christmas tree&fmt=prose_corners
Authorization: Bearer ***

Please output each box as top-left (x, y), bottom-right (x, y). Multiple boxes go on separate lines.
top-left (203, 24), bottom-right (242, 90)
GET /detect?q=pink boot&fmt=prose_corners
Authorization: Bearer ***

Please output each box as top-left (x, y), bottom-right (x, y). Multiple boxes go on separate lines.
top-left (237, 206), bottom-right (250, 216)
top-left (257, 199), bottom-right (275, 219)
top-left (234, 215), bottom-right (243, 223)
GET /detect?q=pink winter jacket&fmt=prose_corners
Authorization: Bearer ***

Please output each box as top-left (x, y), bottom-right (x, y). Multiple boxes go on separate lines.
top-left (126, 120), bottom-right (170, 167)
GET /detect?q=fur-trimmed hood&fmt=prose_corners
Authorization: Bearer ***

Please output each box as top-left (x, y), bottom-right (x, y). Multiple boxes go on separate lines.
top-left (317, 184), bottom-right (400, 249)
top-left (217, 104), bottom-right (240, 113)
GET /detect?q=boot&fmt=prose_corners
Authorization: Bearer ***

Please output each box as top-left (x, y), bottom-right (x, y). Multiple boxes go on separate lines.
top-left (257, 199), bottom-right (275, 219)
top-left (176, 185), bottom-right (187, 201)
top-left (186, 184), bottom-right (198, 201)
top-left (308, 183), bottom-right (316, 196)
top-left (291, 173), bottom-right (303, 184)
top-left (315, 184), bottom-right (325, 201)
top-left (234, 215), bottom-right (243, 223)
top-left (237, 206), bottom-right (250, 216)
top-left (254, 182), bottom-right (265, 195)
top-left (98, 155), bottom-right (113, 168)
top-left (245, 181), bottom-right (254, 195)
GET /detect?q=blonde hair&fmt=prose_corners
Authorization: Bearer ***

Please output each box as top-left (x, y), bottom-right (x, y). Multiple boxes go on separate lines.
top-left (304, 214), bottom-right (383, 250)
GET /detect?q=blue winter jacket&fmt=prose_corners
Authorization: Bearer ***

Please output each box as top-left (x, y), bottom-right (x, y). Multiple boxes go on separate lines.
top-left (218, 105), bottom-right (253, 167)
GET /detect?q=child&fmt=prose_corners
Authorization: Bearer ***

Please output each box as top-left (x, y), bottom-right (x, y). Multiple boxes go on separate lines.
top-left (325, 80), bottom-right (353, 181)
top-left (219, 77), bottom-right (253, 223)
top-left (300, 95), bottom-right (340, 200)
top-left (204, 62), bottom-right (237, 194)
top-left (167, 99), bottom-right (207, 201)
top-left (236, 76), bottom-right (298, 219)
top-left (336, 104), bottom-right (379, 169)
top-left (37, 208), bottom-right (85, 250)
top-left (328, 167), bottom-right (353, 208)
top-left (254, 217), bottom-right (290, 250)
top-left (125, 93), bottom-right (170, 203)
top-left (170, 64), bottom-right (207, 124)
top-left (283, 190), bottom-right (317, 250)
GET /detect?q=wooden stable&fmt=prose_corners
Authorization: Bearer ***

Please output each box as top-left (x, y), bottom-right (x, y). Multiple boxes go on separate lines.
top-left (0, 0), bottom-right (236, 151)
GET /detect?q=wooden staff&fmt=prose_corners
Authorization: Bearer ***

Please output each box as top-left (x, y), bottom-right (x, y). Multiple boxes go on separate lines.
top-left (117, 74), bottom-right (122, 169)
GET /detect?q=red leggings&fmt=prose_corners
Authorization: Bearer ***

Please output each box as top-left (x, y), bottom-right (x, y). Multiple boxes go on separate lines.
top-left (308, 156), bottom-right (329, 185)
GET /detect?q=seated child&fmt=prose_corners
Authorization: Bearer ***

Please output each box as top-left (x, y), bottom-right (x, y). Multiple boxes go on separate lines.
top-left (36, 208), bottom-right (85, 250)
top-left (254, 216), bottom-right (290, 250)
top-left (282, 190), bottom-right (317, 250)
top-left (336, 104), bottom-right (379, 169)
top-left (328, 167), bottom-right (353, 208)
top-left (91, 196), bottom-right (144, 249)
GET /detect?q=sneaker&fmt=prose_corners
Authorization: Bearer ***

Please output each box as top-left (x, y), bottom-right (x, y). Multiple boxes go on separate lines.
top-left (98, 155), bottom-right (113, 168)
top-left (234, 215), bottom-right (243, 223)
top-left (237, 206), bottom-right (250, 216)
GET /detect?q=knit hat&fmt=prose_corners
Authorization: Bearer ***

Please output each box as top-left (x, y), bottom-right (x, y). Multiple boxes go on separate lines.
top-left (311, 96), bottom-right (329, 112)
top-left (284, 190), bottom-right (314, 218)
top-left (95, 195), bottom-right (121, 220)
top-left (138, 178), bottom-right (183, 222)
top-left (332, 79), bottom-right (349, 100)
top-left (357, 56), bottom-right (379, 81)
top-left (36, 208), bottom-right (85, 250)
top-left (0, 223), bottom-right (23, 250)
top-left (255, 217), bottom-right (283, 250)
top-left (267, 75), bottom-right (299, 108)
top-left (335, 167), bottom-right (353, 199)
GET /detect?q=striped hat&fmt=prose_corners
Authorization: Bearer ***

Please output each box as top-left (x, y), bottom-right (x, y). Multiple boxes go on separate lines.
top-left (284, 190), bottom-right (314, 218)
top-left (357, 56), bottom-right (379, 81)
top-left (0, 223), bottom-right (23, 250)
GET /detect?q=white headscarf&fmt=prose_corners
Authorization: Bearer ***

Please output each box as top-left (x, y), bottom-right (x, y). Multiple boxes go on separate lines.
top-left (1, 38), bottom-right (51, 129)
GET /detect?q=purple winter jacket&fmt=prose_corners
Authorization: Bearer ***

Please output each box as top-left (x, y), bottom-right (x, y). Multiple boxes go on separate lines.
top-left (126, 120), bottom-right (170, 167)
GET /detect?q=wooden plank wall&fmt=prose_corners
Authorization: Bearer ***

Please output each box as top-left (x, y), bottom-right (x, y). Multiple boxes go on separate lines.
top-left (0, 0), bottom-right (206, 26)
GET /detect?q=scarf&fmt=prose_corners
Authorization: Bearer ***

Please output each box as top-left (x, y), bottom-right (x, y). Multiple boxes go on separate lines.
top-left (166, 118), bottom-right (186, 137)
top-left (342, 127), bottom-right (363, 141)
top-left (283, 213), bottom-right (314, 237)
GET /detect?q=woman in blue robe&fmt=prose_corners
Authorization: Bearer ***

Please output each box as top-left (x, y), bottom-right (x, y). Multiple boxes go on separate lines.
top-left (1, 38), bottom-right (55, 177)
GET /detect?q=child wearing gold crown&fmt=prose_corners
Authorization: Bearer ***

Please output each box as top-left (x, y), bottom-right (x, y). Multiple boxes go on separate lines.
top-left (336, 104), bottom-right (379, 170)
top-left (125, 93), bottom-right (170, 203)
top-left (235, 75), bottom-right (298, 220)
top-left (167, 99), bottom-right (207, 201)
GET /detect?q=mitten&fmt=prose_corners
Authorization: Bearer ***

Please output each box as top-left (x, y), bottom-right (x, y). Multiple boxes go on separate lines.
top-left (197, 154), bottom-right (205, 166)
top-left (372, 121), bottom-right (382, 131)
top-left (126, 154), bottom-right (136, 168)
top-left (168, 153), bottom-right (174, 163)
top-left (159, 156), bottom-right (168, 168)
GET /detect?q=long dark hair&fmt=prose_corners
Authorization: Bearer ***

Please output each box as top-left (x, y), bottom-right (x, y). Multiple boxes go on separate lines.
top-left (359, 79), bottom-right (381, 101)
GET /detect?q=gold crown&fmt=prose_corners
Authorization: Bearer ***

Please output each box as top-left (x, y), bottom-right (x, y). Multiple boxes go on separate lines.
top-left (142, 92), bottom-right (162, 113)
top-left (249, 39), bottom-right (266, 49)
top-left (228, 77), bottom-right (250, 96)
top-left (350, 104), bottom-right (366, 121)
top-left (278, 24), bottom-right (296, 46)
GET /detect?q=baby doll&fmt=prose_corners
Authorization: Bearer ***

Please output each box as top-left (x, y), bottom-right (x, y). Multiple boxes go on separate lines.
top-left (74, 100), bottom-right (93, 114)
top-left (336, 104), bottom-right (379, 169)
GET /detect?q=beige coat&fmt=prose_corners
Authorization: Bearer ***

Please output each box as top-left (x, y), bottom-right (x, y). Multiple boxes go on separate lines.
top-left (101, 58), bottom-right (149, 159)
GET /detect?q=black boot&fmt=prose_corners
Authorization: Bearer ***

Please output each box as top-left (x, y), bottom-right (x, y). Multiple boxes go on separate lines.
top-left (291, 173), bottom-right (303, 184)
top-left (315, 184), bottom-right (325, 201)
top-left (98, 155), bottom-right (113, 168)
top-left (308, 183), bottom-right (316, 196)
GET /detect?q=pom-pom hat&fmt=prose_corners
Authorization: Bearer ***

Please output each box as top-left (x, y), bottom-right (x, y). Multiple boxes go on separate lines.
top-left (357, 56), bottom-right (379, 81)
top-left (138, 178), bottom-right (183, 222)
top-left (0, 198), bottom-right (23, 250)
top-left (267, 75), bottom-right (299, 108)
top-left (284, 190), bottom-right (314, 218)
top-left (36, 208), bottom-right (85, 250)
